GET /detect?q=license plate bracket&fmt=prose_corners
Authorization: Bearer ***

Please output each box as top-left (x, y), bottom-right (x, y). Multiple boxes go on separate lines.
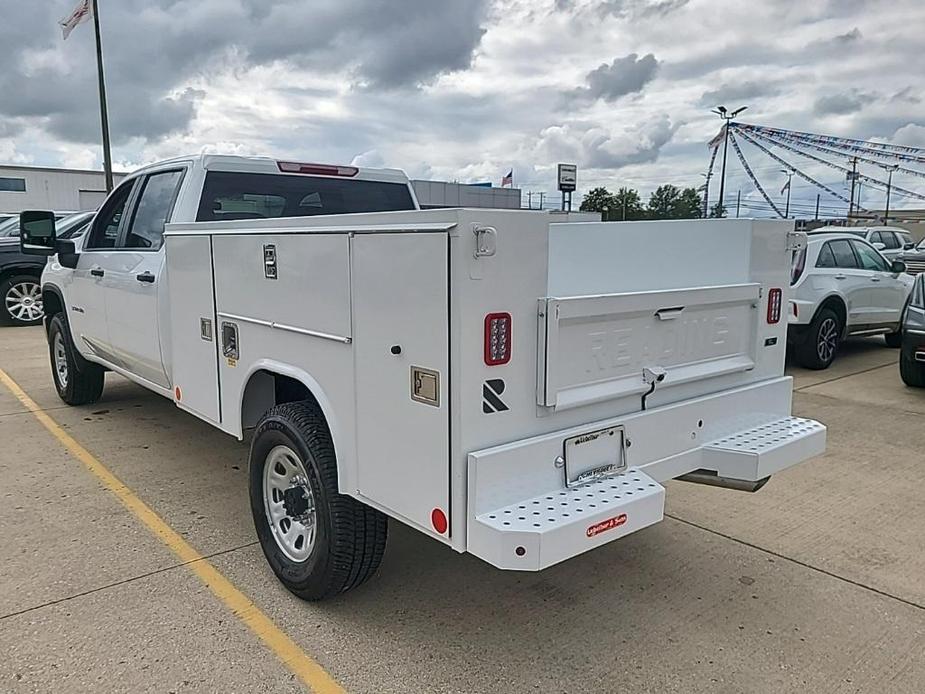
top-left (563, 425), bottom-right (626, 487)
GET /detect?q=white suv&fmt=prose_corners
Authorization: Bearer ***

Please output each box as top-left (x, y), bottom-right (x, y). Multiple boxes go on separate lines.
top-left (812, 225), bottom-right (915, 260)
top-left (788, 232), bottom-right (914, 369)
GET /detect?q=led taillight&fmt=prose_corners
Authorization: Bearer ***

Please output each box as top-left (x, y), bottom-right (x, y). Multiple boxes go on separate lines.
top-left (276, 161), bottom-right (359, 177)
top-left (790, 248), bottom-right (806, 286)
top-left (484, 313), bottom-right (512, 365)
top-left (767, 288), bottom-right (782, 324)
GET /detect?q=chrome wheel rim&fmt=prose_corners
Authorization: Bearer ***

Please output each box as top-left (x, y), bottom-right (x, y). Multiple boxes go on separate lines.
top-left (263, 445), bottom-right (316, 563)
top-left (53, 332), bottom-right (68, 388)
top-left (817, 317), bottom-right (838, 363)
top-left (5, 281), bottom-right (43, 322)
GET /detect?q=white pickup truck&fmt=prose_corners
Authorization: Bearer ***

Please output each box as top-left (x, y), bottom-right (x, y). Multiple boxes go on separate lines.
top-left (20, 154), bottom-right (826, 601)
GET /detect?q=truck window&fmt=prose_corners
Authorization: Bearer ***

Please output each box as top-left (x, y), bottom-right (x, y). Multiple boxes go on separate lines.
top-left (85, 179), bottom-right (136, 250)
top-left (124, 170), bottom-right (184, 250)
top-left (195, 171), bottom-right (415, 221)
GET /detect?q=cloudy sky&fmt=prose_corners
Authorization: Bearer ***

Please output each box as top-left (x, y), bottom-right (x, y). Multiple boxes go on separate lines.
top-left (2, 0), bottom-right (925, 216)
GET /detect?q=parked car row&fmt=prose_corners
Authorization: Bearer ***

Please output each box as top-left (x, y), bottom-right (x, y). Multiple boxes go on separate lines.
top-left (1, 211), bottom-right (94, 326)
top-left (788, 231), bottom-right (914, 369)
top-left (812, 225), bottom-right (916, 260)
top-left (897, 236), bottom-right (925, 276)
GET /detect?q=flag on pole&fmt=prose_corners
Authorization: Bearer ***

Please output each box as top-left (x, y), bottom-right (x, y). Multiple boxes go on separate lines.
top-left (501, 169), bottom-right (513, 187)
top-left (707, 125), bottom-right (726, 149)
top-left (60, 0), bottom-right (91, 40)
top-left (780, 179), bottom-right (791, 195)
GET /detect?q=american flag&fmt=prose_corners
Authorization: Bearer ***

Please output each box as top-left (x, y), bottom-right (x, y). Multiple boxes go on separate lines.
top-left (60, 0), bottom-right (91, 40)
top-left (501, 169), bottom-right (513, 187)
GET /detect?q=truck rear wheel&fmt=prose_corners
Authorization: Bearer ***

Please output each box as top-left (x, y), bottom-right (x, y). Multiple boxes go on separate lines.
top-left (249, 401), bottom-right (387, 601)
top-left (47, 313), bottom-right (105, 405)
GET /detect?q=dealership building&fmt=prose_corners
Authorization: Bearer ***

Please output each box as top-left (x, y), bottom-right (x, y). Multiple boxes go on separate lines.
top-left (0, 163), bottom-right (521, 213)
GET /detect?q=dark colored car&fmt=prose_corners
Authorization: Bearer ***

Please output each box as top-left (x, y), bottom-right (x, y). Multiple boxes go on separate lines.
top-left (0, 212), bottom-right (94, 326)
top-left (900, 273), bottom-right (925, 387)
top-left (897, 237), bottom-right (925, 277)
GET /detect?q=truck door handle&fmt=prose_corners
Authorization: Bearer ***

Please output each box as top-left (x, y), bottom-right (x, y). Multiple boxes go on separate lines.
top-left (834, 274), bottom-right (846, 280)
top-left (869, 276), bottom-right (881, 282)
top-left (136, 272), bottom-right (156, 283)
top-left (655, 306), bottom-right (685, 320)
top-left (90, 268), bottom-right (104, 277)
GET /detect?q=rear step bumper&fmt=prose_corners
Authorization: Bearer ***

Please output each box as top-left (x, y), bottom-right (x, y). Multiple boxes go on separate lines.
top-left (467, 413), bottom-right (825, 571)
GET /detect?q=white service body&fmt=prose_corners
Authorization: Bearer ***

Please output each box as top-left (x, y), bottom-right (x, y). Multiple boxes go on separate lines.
top-left (161, 211), bottom-right (825, 570)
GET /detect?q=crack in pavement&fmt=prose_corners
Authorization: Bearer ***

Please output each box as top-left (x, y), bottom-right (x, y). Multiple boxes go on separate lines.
top-left (665, 513), bottom-right (925, 613)
top-left (0, 541), bottom-right (259, 622)
top-left (793, 362), bottom-right (895, 393)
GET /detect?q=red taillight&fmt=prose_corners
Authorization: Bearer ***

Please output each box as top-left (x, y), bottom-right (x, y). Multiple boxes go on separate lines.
top-left (790, 248), bottom-right (806, 286)
top-left (484, 313), bottom-right (512, 365)
top-left (276, 161), bottom-right (359, 177)
top-left (767, 288), bottom-right (782, 324)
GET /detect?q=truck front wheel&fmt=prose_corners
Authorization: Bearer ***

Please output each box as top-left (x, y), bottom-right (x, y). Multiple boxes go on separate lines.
top-left (249, 401), bottom-right (387, 600)
top-left (47, 313), bottom-right (105, 405)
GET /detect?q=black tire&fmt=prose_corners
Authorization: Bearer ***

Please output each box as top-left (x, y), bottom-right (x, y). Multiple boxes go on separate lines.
top-left (885, 330), bottom-right (903, 348)
top-left (249, 400), bottom-right (387, 601)
top-left (1, 274), bottom-right (44, 326)
top-left (900, 346), bottom-right (925, 387)
top-left (47, 313), bottom-right (105, 405)
top-left (795, 307), bottom-right (841, 370)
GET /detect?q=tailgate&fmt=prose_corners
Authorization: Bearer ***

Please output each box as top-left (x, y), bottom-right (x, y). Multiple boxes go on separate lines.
top-left (538, 283), bottom-right (760, 410)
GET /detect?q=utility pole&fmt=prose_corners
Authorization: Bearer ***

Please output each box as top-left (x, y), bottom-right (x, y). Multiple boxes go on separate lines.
top-left (622, 196), bottom-right (627, 221)
top-left (527, 191), bottom-right (533, 210)
top-left (735, 190), bottom-right (741, 218)
top-left (880, 163), bottom-right (898, 224)
top-left (847, 157), bottom-right (858, 220)
top-left (538, 192), bottom-right (545, 210)
top-left (814, 193), bottom-right (820, 221)
top-left (602, 205), bottom-right (609, 222)
top-left (711, 105), bottom-right (748, 218)
top-left (91, 0), bottom-right (114, 192)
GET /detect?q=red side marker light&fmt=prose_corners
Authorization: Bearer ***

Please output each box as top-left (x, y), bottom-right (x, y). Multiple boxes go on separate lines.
top-left (431, 508), bottom-right (448, 534)
top-left (174, 386), bottom-right (182, 401)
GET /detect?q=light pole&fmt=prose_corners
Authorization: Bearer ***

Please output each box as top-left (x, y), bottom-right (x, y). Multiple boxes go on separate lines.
top-left (602, 205), bottom-right (609, 222)
top-left (712, 105), bottom-right (747, 217)
top-left (880, 163), bottom-right (899, 224)
top-left (781, 169), bottom-right (794, 218)
top-left (700, 171), bottom-right (712, 217)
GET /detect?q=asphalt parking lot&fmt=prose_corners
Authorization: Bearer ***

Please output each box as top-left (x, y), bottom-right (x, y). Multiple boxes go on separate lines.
top-left (1, 326), bottom-right (923, 694)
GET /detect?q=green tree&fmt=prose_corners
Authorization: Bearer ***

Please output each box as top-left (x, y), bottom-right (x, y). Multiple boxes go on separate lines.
top-left (579, 186), bottom-right (616, 215)
top-left (612, 187), bottom-right (645, 220)
top-left (674, 187), bottom-right (703, 219)
top-left (647, 184), bottom-right (682, 219)
top-left (709, 201), bottom-right (727, 218)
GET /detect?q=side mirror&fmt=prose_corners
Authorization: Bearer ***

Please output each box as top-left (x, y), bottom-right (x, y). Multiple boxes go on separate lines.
top-left (904, 243), bottom-right (916, 250)
top-left (20, 211), bottom-right (57, 256)
top-left (57, 239), bottom-right (80, 269)
top-left (891, 260), bottom-right (906, 274)
top-left (872, 241), bottom-right (886, 251)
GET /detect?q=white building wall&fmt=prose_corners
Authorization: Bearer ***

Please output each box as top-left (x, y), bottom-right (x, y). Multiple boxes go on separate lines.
top-left (0, 165), bottom-right (128, 213)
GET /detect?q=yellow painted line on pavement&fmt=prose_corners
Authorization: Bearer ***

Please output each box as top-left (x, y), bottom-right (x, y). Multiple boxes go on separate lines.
top-left (0, 367), bottom-right (345, 694)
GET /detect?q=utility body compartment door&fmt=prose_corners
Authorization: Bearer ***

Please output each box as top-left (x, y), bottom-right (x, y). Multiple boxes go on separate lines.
top-left (164, 235), bottom-right (220, 424)
top-left (352, 232), bottom-right (450, 536)
top-left (539, 283), bottom-right (760, 411)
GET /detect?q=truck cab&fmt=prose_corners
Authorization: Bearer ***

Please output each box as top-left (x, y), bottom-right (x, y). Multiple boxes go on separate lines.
top-left (38, 155), bottom-right (419, 393)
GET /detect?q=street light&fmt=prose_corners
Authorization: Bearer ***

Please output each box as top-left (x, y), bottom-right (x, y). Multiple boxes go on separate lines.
top-left (700, 171), bottom-right (712, 217)
top-left (780, 169), bottom-right (794, 218)
top-left (879, 163), bottom-right (899, 224)
top-left (712, 105), bottom-right (747, 217)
